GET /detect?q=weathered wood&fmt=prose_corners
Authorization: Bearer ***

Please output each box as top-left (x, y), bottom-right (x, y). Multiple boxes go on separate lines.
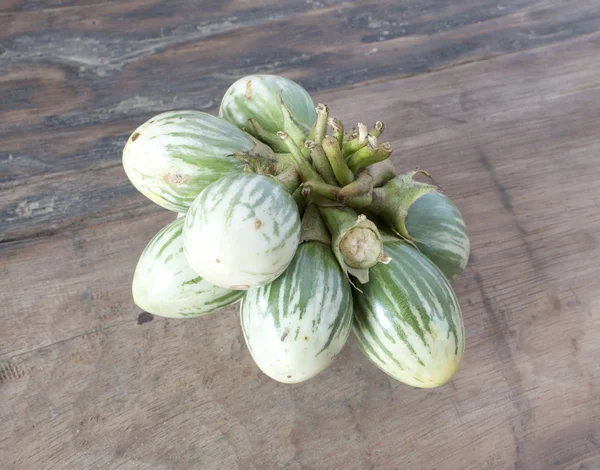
top-left (1, 0), bottom-right (600, 469)
top-left (3, 0), bottom-right (600, 242)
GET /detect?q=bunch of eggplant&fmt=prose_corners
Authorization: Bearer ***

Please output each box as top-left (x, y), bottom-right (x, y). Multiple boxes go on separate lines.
top-left (124, 75), bottom-right (469, 387)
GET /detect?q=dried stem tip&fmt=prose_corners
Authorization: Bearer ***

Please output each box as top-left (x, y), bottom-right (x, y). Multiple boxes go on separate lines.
top-left (312, 103), bottom-right (329, 144)
top-left (328, 117), bottom-right (344, 148)
top-left (369, 121), bottom-right (385, 138)
top-left (357, 123), bottom-right (368, 144)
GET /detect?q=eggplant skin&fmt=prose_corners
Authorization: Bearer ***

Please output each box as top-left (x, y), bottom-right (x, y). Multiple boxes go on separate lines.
top-left (184, 173), bottom-right (300, 290)
top-left (240, 242), bottom-right (353, 384)
top-left (406, 192), bottom-right (470, 282)
top-left (132, 218), bottom-right (244, 318)
top-left (123, 110), bottom-right (268, 212)
top-left (219, 74), bottom-right (317, 134)
top-left (353, 242), bottom-right (465, 388)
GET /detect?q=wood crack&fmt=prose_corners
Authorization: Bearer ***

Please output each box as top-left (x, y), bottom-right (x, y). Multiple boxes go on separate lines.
top-left (0, 318), bottom-right (136, 362)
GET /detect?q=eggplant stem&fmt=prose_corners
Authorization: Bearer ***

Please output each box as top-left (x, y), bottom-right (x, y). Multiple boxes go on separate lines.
top-left (342, 135), bottom-right (369, 157)
top-left (306, 141), bottom-right (338, 186)
top-left (301, 180), bottom-right (341, 202)
top-left (280, 97), bottom-right (310, 145)
top-left (311, 103), bottom-right (329, 144)
top-left (292, 186), bottom-right (307, 215)
top-left (347, 142), bottom-right (393, 174)
top-left (361, 160), bottom-right (398, 187)
top-left (346, 192), bottom-right (373, 209)
top-left (300, 203), bottom-right (332, 245)
top-left (328, 117), bottom-right (344, 149)
top-left (338, 173), bottom-right (374, 201)
top-left (344, 129), bottom-right (358, 142)
top-left (275, 166), bottom-right (301, 193)
top-left (278, 132), bottom-right (322, 182)
top-left (322, 136), bottom-right (355, 186)
top-left (346, 144), bottom-right (376, 173)
top-left (246, 119), bottom-right (289, 153)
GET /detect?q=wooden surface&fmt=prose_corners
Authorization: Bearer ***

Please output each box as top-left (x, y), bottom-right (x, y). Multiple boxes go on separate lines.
top-left (1, 0), bottom-right (600, 468)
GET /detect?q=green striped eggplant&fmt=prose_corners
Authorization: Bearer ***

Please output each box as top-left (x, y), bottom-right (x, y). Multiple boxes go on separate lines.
top-left (132, 218), bottom-right (244, 318)
top-left (240, 242), bottom-right (353, 383)
top-left (122, 110), bottom-right (273, 212)
top-left (370, 170), bottom-right (470, 281)
top-left (184, 173), bottom-right (300, 290)
top-left (353, 242), bottom-right (465, 388)
top-left (405, 192), bottom-right (470, 281)
top-left (219, 75), bottom-right (317, 137)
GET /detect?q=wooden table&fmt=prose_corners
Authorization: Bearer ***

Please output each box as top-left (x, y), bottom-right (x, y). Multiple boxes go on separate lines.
top-left (2, 1), bottom-right (599, 468)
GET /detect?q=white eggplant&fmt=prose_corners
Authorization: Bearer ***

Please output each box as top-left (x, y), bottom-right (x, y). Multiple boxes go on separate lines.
top-left (241, 242), bottom-right (353, 383)
top-left (122, 110), bottom-right (272, 212)
top-left (132, 218), bottom-right (244, 318)
top-left (184, 173), bottom-right (300, 290)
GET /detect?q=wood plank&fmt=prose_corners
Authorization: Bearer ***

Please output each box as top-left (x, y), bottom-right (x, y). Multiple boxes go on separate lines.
top-left (3, 22), bottom-right (600, 242)
top-left (2, 0), bottom-right (599, 139)
top-left (2, 23), bottom-right (600, 469)
top-left (2, 0), bottom-right (600, 244)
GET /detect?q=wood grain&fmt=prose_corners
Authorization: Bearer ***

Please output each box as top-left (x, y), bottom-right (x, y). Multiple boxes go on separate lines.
top-left (1, 0), bottom-right (600, 469)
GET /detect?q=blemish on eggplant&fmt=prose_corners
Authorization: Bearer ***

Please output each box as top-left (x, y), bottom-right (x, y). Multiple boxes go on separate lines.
top-left (215, 258), bottom-right (220, 263)
top-left (137, 311), bottom-right (154, 325)
top-left (131, 132), bottom-right (140, 142)
top-left (169, 173), bottom-right (187, 184)
top-left (304, 336), bottom-right (309, 341)
top-left (280, 329), bottom-right (289, 341)
top-left (245, 80), bottom-right (252, 99)
top-left (254, 219), bottom-right (263, 230)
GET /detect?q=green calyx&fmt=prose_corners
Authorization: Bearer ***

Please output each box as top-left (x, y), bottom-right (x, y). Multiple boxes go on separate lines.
top-left (278, 131), bottom-right (321, 182)
top-left (370, 169), bottom-right (439, 240)
top-left (318, 206), bottom-right (387, 284)
top-left (245, 119), bottom-right (289, 153)
top-left (300, 204), bottom-right (331, 245)
top-left (305, 141), bottom-right (337, 185)
top-left (231, 150), bottom-right (291, 177)
top-left (280, 97), bottom-right (311, 145)
top-left (274, 166), bottom-right (301, 193)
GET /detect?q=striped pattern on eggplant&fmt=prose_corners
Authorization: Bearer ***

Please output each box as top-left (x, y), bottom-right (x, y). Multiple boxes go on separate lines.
top-left (219, 75), bottom-right (317, 134)
top-left (123, 110), bottom-right (272, 212)
top-left (353, 242), bottom-right (465, 388)
top-left (132, 218), bottom-right (244, 318)
top-left (405, 192), bottom-right (470, 281)
top-left (240, 242), bottom-right (353, 383)
top-left (184, 173), bottom-right (300, 290)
